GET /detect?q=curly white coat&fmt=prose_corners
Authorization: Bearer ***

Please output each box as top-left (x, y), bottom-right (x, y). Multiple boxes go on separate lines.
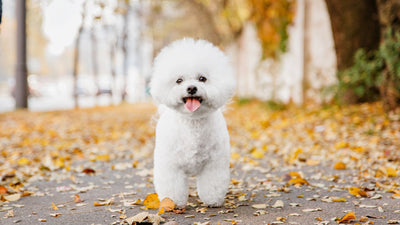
top-left (150, 38), bottom-right (236, 207)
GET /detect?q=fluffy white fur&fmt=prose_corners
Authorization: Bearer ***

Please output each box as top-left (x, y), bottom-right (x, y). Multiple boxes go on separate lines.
top-left (150, 38), bottom-right (236, 207)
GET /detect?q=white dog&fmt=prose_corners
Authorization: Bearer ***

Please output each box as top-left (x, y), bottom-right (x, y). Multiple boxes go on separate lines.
top-left (150, 38), bottom-right (236, 207)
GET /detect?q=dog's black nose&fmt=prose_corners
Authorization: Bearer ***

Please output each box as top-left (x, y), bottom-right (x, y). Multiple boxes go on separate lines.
top-left (187, 85), bottom-right (197, 95)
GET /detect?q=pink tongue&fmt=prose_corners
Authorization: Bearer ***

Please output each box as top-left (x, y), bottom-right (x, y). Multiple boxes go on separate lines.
top-left (185, 98), bottom-right (201, 112)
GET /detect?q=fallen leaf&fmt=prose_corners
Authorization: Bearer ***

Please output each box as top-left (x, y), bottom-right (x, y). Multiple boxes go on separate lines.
top-left (349, 187), bottom-right (368, 197)
top-left (335, 141), bottom-right (349, 149)
top-left (157, 207), bottom-right (165, 215)
top-left (159, 197), bottom-right (175, 212)
top-left (3, 194), bottom-right (21, 202)
top-left (17, 157), bottom-right (30, 166)
top-left (287, 177), bottom-right (309, 186)
top-left (173, 208), bottom-right (186, 214)
top-left (74, 194), bottom-right (82, 203)
top-left (125, 212), bottom-right (164, 225)
top-left (95, 154), bottom-right (110, 162)
top-left (52, 202), bottom-right (59, 210)
top-left (143, 193), bottom-right (160, 209)
top-left (272, 200), bottom-right (284, 208)
top-left (288, 171), bottom-right (302, 178)
top-left (302, 208), bottom-right (322, 212)
top-left (126, 212), bottom-right (149, 224)
top-left (331, 197), bottom-right (347, 202)
top-left (3, 210), bottom-right (15, 218)
top-left (82, 168), bottom-right (96, 175)
top-left (93, 198), bottom-right (113, 206)
top-left (252, 204), bottom-right (268, 209)
top-left (251, 150), bottom-right (264, 159)
top-left (0, 186), bottom-right (7, 194)
top-left (333, 162), bottom-right (346, 170)
top-left (337, 211), bottom-right (356, 223)
top-left (385, 167), bottom-right (398, 177)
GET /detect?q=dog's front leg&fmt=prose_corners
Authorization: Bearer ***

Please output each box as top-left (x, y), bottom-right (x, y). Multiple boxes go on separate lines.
top-left (196, 159), bottom-right (229, 207)
top-left (154, 163), bottom-right (189, 207)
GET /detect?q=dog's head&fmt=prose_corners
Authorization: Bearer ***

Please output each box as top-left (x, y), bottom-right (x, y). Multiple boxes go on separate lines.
top-left (150, 38), bottom-right (236, 117)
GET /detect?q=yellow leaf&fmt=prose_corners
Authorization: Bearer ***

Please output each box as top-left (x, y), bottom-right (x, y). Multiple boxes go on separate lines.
top-left (288, 171), bottom-right (302, 178)
top-left (250, 131), bottom-right (260, 139)
top-left (143, 193), bottom-right (160, 209)
top-left (348, 187), bottom-right (367, 197)
top-left (386, 167), bottom-right (398, 177)
top-left (251, 150), bottom-right (264, 159)
top-left (334, 162), bottom-right (346, 170)
top-left (288, 177), bottom-right (309, 186)
top-left (96, 154), bottom-right (110, 162)
top-left (335, 141), bottom-right (349, 149)
top-left (231, 178), bottom-right (240, 185)
top-left (392, 191), bottom-right (400, 199)
top-left (351, 146), bottom-right (366, 153)
top-left (55, 157), bottom-right (65, 168)
top-left (74, 194), bottom-right (82, 203)
top-left (157, 207), bottom-right (165, 215)
top-left (230, 152), bottom-right (241, 160)
top-left (337, 211), bottom-right (356, 223)
top-left (332, 197), bottom-right (347, 202)
top-left (159, 197), bottom-right (175, 212)
top-left (93, 201), bottom-right (103, 206)
top-left (52, 202), bottom-right (59, 210)
top-left (93, 198), bottom-right (113, 206)
top-left (17, 157), bottom-right (30, 166)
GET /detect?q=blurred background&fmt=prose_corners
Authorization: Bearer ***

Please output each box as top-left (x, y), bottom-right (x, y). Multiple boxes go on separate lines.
top-left (0, 0), bottom-right (399, 112)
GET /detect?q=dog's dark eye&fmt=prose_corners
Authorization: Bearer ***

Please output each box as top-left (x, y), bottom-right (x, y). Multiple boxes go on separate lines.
top-left (176, 78), bottom-right (183, 84)
top-left (198, 76), bottom-right (207, 82)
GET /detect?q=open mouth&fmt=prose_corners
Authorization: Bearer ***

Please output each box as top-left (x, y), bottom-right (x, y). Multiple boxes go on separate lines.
top-left (182, 96), bottom-right (203, 112)
top-left (182, 96), bottom-right (203, 104)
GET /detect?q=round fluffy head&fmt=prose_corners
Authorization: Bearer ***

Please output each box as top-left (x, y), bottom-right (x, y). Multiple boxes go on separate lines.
top-left (150, 38), bottom-right (236, 117)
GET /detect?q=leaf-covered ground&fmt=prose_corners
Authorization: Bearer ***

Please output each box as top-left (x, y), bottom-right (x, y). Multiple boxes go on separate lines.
top-left (0, 100), bottom-right (399, 224)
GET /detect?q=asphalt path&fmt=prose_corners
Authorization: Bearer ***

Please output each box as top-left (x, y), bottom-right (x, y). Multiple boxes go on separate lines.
top-left (1, 158), bottom-right (399, 225)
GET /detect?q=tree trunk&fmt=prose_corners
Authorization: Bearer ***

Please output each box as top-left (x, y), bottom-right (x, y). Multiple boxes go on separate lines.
top-left (15, 0), bottom-right (28, 109)
top-left (72, 2), bottom-right (87, 109)
top-left (325, 0), bottom-right (381, 71)
top-left (0, 0), bottom-right (3, 24)
top-left (91, 26), bottom-right (100, 99)
top-left (121, 4), bottom-right (130, 102)
top-left (109, 27), bottom-right (117, 103)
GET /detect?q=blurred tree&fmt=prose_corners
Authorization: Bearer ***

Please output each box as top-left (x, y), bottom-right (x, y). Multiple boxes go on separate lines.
top-left (91, 0), bottom-right (105, 100)
top-left (325, 0), bottom-right (380, 71)
top-left (146, 0), bottom-right (294, 59)
top-left (15, 0), bottom-right (28, 108)
top-left (27, 0), bottom-right (49, 76)
top-left (72, 1), bottom-right (87, 108)
top-left (325, 0), bottom-right (381, 103)
top-left (247, 0), bottom-right (295, 58)
top-left (120, 0), bottom-right (131, 102)
top-left (0, 0), bottom-right (2, 25)
top-left (377, 0), bottom-right (400, 33)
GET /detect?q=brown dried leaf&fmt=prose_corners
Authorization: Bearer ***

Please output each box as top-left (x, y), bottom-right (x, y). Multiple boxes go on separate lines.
top-left (159, 197), bottom-right (175, 212)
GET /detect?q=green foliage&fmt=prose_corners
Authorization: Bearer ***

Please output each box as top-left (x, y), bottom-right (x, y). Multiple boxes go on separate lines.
top-left (263, 100), bottom-right (286, 111)
top-left (334, 29), bottom-right (400, 110)
top-left (237, 98), bottom-right (252, 106)
top-left (335, 49), bottom-right (381, 103)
